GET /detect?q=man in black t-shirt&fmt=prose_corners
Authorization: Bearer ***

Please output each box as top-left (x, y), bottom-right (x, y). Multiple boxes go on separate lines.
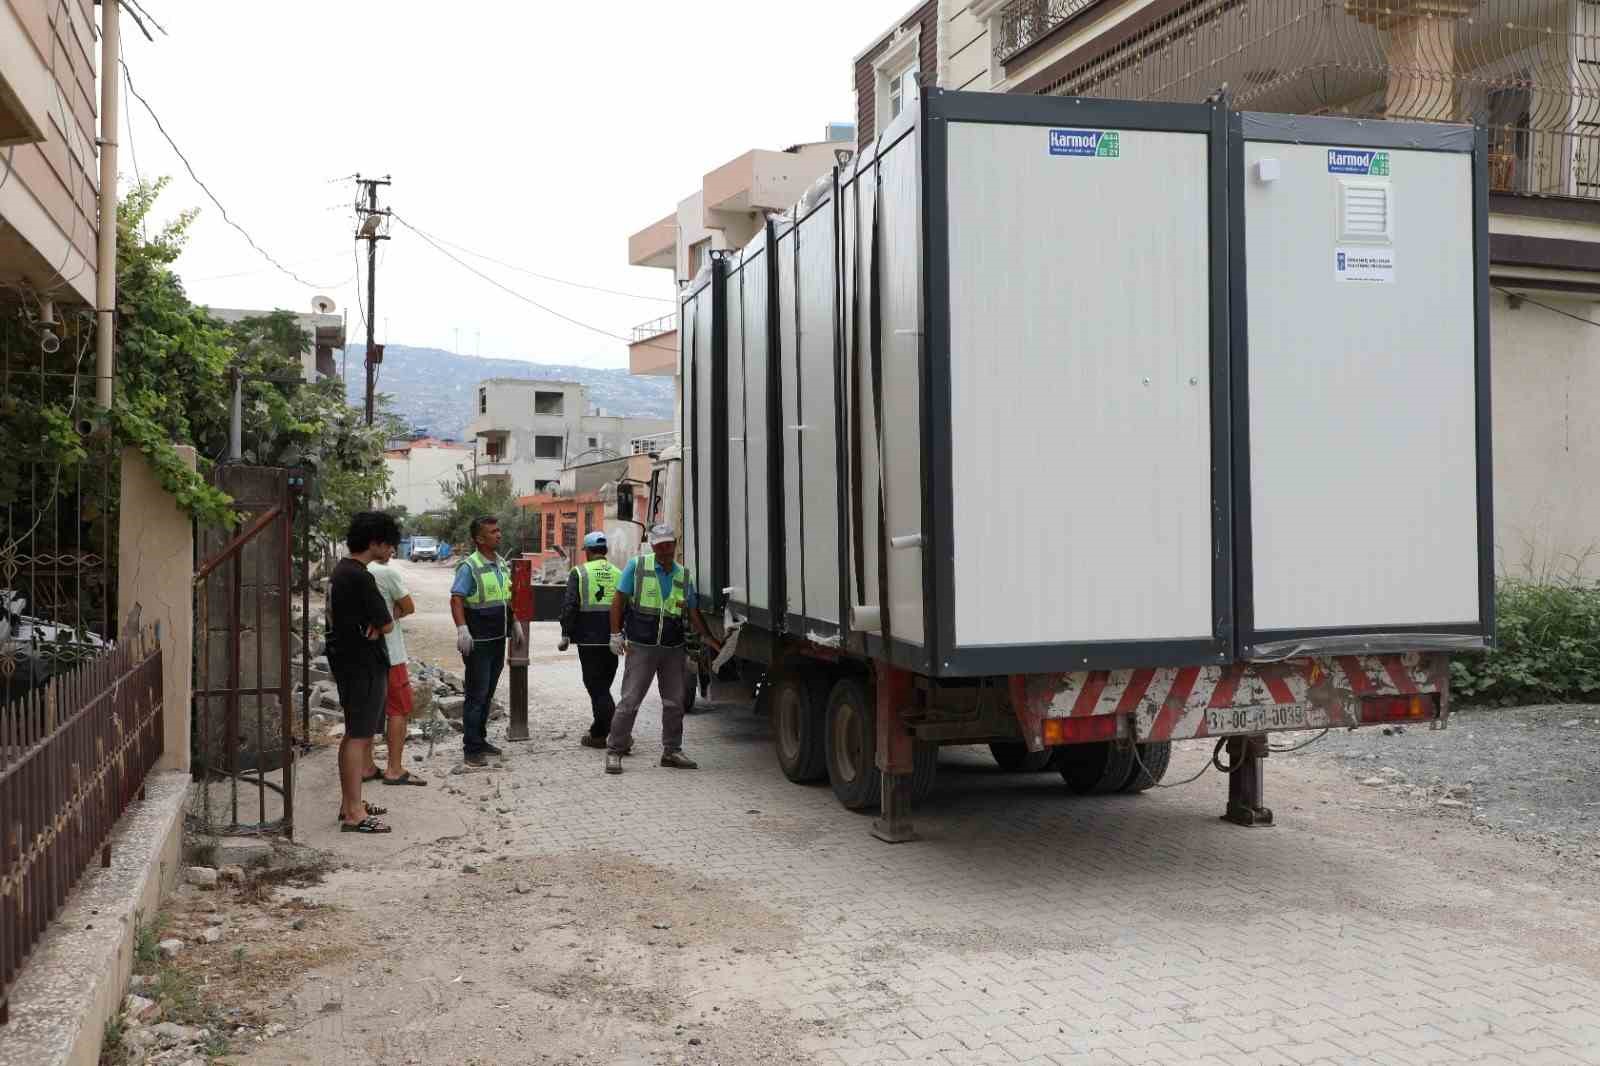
top-left (328, 511), bottom-right (401, 832)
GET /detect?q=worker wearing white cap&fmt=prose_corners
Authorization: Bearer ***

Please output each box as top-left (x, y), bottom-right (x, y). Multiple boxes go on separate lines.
top-left (603, 522), bottom-right (718, 774)
top-left (559, 530), bottom-right (621, 749)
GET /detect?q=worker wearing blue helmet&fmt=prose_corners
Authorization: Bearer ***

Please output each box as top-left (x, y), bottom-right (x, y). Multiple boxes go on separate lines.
top-left (559, 529), bottom-right (622, 750)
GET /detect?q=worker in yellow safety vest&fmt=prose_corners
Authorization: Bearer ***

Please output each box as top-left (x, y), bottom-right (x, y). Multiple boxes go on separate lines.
top-left (449, 515), bottom-right (510, 768)
top-left (559, 530), bottom-right (623, 750)
top-left (602, 523), bottom-right (719, 775)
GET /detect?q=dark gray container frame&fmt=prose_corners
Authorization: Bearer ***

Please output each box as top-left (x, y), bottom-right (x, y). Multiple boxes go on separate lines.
top-left (679, 260), bottom-right (728, 615)
top-left (721, 236), bottom-right (778, 631)
top-left (920, 89), bottom-right (1236, 677)
top-left (1225, 112), bottom-right (1495, 660)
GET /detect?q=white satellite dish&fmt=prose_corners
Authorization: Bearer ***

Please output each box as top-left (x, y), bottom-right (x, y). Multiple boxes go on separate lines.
top-left (311, 295), bottom-right (336, 314)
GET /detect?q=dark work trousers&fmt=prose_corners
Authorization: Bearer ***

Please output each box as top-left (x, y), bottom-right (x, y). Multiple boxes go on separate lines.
top-left (577, 645), bottom-right (619, 739)
top-left (461, 638), bottom-right (506, 756)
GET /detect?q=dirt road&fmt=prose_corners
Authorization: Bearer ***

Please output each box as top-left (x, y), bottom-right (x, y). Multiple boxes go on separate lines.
top-left (183, 558), bottom-right (1600, 1066)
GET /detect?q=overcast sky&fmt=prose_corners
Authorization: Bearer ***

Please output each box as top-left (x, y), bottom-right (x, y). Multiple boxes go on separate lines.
top-left (120, 1), bottom-right (905, 368)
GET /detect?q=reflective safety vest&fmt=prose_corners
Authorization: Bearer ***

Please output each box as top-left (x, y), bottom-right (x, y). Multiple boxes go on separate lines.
top-left (571, 558), bottom-right (620, 645)
top-left (624, 555), bottom-right (690, 648)
top-left (458, 551), bottom-right (510, 640)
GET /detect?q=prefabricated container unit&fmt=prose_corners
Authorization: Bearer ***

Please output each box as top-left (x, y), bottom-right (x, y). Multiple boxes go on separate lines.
top-left (1229, 112), bottom-right (1493, 661)
top-left (680, 90), bottom-right (1492, 679)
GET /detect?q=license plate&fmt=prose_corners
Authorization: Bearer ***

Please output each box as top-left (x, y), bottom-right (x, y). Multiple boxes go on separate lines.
top-left (1204, 704), bottom-right (1310, 736)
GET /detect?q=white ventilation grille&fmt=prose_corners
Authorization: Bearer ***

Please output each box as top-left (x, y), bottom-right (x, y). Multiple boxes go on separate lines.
top-left (1340, 182), bottom-right (1392, 242)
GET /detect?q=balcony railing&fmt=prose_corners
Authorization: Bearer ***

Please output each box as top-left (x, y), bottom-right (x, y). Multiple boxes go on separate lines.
top-left (994, 0), bottom-right (1104, 62)
top-left (631, 314), bottom-right (677, 342)
top-left (1021, 0), bottom-right (1600, 200)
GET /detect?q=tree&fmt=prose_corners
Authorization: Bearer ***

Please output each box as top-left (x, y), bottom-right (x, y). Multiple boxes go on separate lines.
top-left (414, 473), bottom-right (539, 555)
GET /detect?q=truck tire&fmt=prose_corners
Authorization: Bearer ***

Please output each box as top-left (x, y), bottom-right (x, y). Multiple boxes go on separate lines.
top-left (1058, 740), bottom-right (1137, 796)
top-left (988, 742), bottom-right (1054, 773)
top-left (772, 675), bottom-right (828, 784)
top-left (825, 677), bottom-right (880, 811)
top-left (1120, 742), bottom-right (1172, 793)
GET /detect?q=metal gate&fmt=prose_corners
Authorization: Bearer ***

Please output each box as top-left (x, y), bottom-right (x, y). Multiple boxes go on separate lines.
top-left (192, 466), bottom-right (306, 837)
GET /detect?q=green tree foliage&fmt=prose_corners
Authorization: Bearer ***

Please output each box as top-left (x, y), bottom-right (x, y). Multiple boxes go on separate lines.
top-left (1, 178), bottom-right (396, 549)
top-left (412, 472), bottom-right (539, 556)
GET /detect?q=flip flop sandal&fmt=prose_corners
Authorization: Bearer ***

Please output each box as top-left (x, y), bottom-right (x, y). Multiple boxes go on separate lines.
top-left (340, 815), bottom-right (391, 834)
top-left (334, 800), bottom-right (387, 823)
top-left (362, 770), bottom-right (382, 783)
top-left (381, 772), bottom-right (428, 786)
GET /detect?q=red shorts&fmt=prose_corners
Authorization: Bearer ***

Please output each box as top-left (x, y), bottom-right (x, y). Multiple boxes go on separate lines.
top-left (385, 663), bottom-right (414, 717)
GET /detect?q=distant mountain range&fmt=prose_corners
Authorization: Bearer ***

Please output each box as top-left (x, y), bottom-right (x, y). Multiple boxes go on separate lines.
top-left (343, 345), bottom-right (674, 441)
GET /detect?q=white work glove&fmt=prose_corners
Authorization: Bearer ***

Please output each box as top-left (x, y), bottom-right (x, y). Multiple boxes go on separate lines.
top-left (558, 636), bottom-right (570, 651)
top-left (608, 632), bottom-right (626, 657)
top-left (455, 625), bottom-right (473, 657)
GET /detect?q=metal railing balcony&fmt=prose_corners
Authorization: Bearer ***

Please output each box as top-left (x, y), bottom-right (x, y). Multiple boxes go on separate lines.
top-left (1009, 0), bottom-right (1600, 200)
top-left (630, 431), bottom-right (679, 455)
top-left (631, 313), bottom-right (677, 343)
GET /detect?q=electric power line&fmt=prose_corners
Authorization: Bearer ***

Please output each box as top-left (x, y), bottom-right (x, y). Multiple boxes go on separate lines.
top-left (1496, 286), bottom-right (1600, 328)
top-left (120, 57), bottom-right (344, 291)
top-left (406, 223), bottom-right (674, 303)
top-left (391, 213), bottom-right (677, 352)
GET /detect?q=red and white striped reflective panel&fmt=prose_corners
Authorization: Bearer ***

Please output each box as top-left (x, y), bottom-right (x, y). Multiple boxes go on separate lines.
top-left (1013, 654), bottom-right (1441, 744)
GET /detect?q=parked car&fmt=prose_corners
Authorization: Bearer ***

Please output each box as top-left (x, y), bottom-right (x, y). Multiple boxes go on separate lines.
top-left (408, 536), bottom-right (439, 562)
top-left (1, 591), bottom-right (108, 705)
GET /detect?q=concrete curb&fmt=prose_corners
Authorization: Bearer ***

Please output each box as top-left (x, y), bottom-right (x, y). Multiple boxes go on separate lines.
top-left (0, 772), bottom-right (191, 1066)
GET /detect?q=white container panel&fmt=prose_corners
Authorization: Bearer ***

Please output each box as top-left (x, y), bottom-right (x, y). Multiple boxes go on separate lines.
top-left (776, 226), bottom-right (803, 622)
top-left (797, 205), bottom-right (841, 627)
top-left (876, 137), bottom-right (926, 647)
top-left (741, 247), bottom-right (772, 615)
top-left (690, 289), bottom-right (718, 604)
top-left (1244, 142), bottom-right (1479, 630)
top-left (945, 123), bottom-right (1214, 648)
top-left (725, 261), bottom-right (749, 609)
top-left (841, 161), bottom-right (882, 631)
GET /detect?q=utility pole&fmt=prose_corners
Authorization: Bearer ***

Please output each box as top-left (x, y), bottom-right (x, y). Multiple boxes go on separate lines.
top-left (354, 174), bottom-right (392, 424)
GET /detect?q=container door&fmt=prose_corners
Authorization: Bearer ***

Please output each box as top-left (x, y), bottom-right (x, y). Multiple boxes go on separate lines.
top-left (1236, 121), bottom-right (1489, 657)
top-left (928, 94), bottom-right (1232, 675)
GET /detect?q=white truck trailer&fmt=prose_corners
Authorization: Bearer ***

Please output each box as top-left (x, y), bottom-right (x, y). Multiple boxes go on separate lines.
top-left (671, 91), bottom-right (1492, 841)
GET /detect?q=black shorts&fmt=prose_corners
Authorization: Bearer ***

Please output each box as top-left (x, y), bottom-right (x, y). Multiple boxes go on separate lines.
top-left (333, 663), bottom-right (388, 740)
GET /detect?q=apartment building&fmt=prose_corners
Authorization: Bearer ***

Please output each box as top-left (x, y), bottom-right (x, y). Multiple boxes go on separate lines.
top-left (208, 304), bottom-right (346, 384)
top-left (625, 124), bottom-right (856, 397)
top-left (465, 378), bottom-right (671, 497)
top-left (0, 0), bottom-right (99, 308)
top-left (383, 436), bottom-right (473, 515)
top-left (853, 0), bottom-right (1600, 578)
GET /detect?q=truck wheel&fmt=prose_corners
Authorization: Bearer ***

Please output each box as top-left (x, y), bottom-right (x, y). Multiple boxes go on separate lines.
top-left (1120, 742), bottom-right (1172, 793)
top-left (911, 741), bottom-right (939, 803)
top-left (1058, 740), bottom-right (1137, 796)
top-left (825, 677), bottom-right (880, 811)
top-left (988, 742), bottom-right (1054, 773)
top-left (772, 675), bottom-right (828, 784)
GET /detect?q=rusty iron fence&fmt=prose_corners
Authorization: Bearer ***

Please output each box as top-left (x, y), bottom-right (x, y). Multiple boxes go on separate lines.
top-left (1007, 0), bottom-right (1600, 199)
top-left (0, 629), bottom-right (163, 1025)
top-left (192, 467), bottom-right (299, 838)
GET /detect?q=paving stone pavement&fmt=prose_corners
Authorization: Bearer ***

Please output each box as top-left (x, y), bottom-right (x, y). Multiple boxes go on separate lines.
top-left (491, 671), bottom-right (1600, 1066)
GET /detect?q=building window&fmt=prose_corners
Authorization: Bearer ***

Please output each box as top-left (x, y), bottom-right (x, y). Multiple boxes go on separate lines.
top-left (587, 436), bottom-right (598, 448)
top-left (534, 390), bottom-right (564, 415)
top-left (535, 479), bottom-right (556, 493)
top-left (874, 26), bottom-right (921, 133)
top-left (484, 437), bottom-right (504, 461)
top-left (561, 519), bottom-right (578, 551)
top-left (534, 435), bottom-right (563, 460)
top-left (544, 513), bottom-right (555, 550)
top-left (478, 387), bottom-right (487, 414)
top-left (688, 238), bottom-right (710, 279)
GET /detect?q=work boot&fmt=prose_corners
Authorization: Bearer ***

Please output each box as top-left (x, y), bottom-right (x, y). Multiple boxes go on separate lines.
top-left (481, 743), bottom-right (504, 758)
top-left (605, 753), bottom-right (623, 775)
top-left (580, 734), bottom-right (606, 749)
top-left (660, 752), bottom-right (698, 770)
top-left (464, 752), bottom-right (487, 768)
